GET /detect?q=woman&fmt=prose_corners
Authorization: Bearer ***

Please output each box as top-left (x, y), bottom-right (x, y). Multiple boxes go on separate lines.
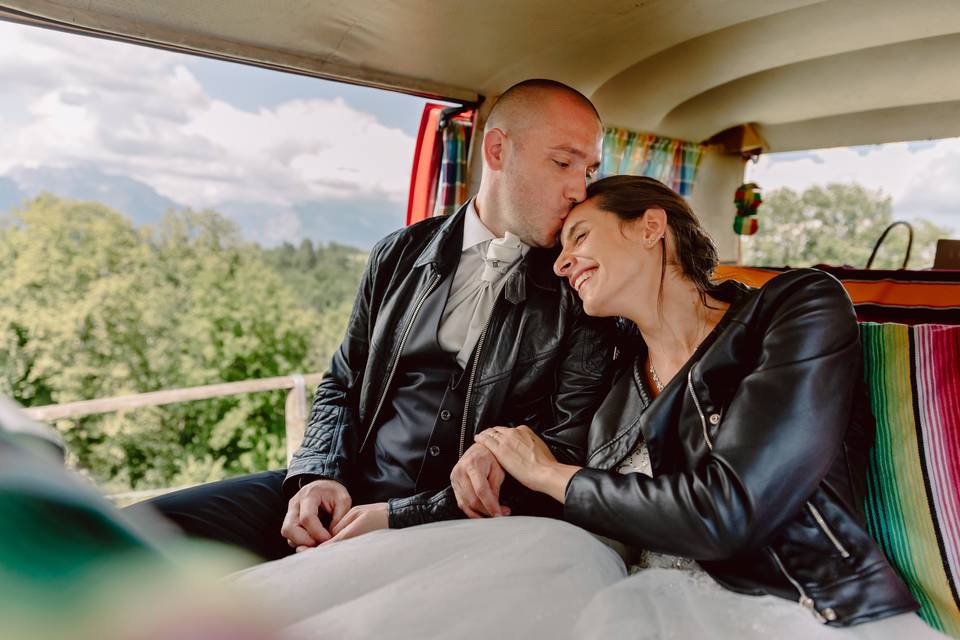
top-left (475, 175), bottom-right (939, 637)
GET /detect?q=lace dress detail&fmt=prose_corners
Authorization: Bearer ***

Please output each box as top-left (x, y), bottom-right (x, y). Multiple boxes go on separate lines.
top-left (614, 356), bottom-right (704, 576)
top-left (616, 441), bottom-right (652, 476)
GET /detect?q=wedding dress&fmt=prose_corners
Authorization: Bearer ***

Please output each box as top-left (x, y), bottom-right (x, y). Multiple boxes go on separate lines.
top-left (576, 439), bottom-right (947, 640)
top-left (229, 456), bottom-right (943, 640)
top-left (228, 433), bottom-right (944, 639)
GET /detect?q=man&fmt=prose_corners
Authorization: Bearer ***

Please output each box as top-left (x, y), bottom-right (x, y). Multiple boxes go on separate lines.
top-left (146, 79), bottom-right (614, 559)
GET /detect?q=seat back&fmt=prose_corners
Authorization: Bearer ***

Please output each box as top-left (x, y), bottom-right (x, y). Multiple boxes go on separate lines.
top-left (716, 267), bottom-right (960, 635)
top-left (714, 265), bottom-right (960, 325)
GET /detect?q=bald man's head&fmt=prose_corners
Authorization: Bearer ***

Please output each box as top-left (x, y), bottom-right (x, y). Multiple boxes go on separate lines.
top-left (475, 79), bottom-right (603, 249)
top-left (484, 79), bottom-right (601, 140)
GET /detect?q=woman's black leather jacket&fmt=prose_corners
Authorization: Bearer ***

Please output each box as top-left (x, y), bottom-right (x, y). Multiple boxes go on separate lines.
top-left (564, 269), bottom-right (917, 627)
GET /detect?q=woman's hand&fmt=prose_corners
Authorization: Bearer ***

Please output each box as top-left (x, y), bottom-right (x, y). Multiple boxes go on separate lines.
top-left (319, 502), bottom-right (388, 546)
top-left (474, 426), bottom-right (581, 504)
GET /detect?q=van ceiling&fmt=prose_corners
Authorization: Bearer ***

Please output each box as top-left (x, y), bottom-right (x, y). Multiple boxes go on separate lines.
top-left (3, 0), bottom-right (960, 151)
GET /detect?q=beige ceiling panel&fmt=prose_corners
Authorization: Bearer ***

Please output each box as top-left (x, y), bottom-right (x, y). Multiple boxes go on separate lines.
top-left (758, 100), bottom-right (960, 151)
top-left (477, 0), bottom-right (819, 97)
top-left (593, 0), bottom-right (960, 134)
top-left (0, 0), bottom-right (482, 101)
top-left (1, 0), bottom-right (818, 99)
top-left (656, 33), bottom-right (960, 142)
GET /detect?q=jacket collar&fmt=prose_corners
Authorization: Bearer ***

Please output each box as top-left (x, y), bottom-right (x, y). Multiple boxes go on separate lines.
top-left (413, 203), bottom-right (467, 272)
top-left (413, 200), bottom-right (562, 299)
top-left (603, 277), bottom-right (756, 470)
top-left (524, 247), bottom-right (562, 293)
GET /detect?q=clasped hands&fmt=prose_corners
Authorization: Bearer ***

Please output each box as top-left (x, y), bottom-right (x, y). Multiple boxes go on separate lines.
top-left (446, 424), bottom-right (579, 518)
top-left (473, 425), bottom-right (581, 504)
top-left (281, 479), bottom-right (388, 552)
top-left (282, 426), bottom-right (579, 550)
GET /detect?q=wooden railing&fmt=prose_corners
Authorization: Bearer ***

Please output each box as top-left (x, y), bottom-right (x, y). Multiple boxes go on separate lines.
top-left (22, 373), bottom-right (325, 503)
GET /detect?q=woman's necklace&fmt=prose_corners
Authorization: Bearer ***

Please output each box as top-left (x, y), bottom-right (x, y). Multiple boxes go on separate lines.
top-left (647, 311), bottom-right (713, 394)
top-left (648, 359), bottom-right (665, 392)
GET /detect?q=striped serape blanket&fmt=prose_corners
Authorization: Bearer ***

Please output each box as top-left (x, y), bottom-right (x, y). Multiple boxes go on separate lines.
top-left (862, 322), bottom-right (960, 637)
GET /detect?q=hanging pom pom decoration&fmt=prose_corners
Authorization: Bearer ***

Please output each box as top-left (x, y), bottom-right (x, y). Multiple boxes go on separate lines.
top-left (733, 183), bottom-right (762, 235)
top-left (733, 182), bottom-right (763, 236)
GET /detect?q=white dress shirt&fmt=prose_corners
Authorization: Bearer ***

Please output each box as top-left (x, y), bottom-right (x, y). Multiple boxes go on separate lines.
top-left (437, 199), bottom-right (529, 367)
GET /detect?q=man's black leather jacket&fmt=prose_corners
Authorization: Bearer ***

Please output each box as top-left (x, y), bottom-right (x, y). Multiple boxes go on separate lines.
top-left (564, 269), bottom-right (917, 627)
top-left (286, 204), bottom-right (614, 528)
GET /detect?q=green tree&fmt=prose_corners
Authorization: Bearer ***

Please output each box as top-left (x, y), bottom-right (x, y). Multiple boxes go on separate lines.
top-left (262, 239), bottom-right (367, 369)
top-left (0, 195), bottom-right (365, 493)
top-left (741, 184), bottom-right (953, 269)
top-left (263, 240), bottom-right (367, 315)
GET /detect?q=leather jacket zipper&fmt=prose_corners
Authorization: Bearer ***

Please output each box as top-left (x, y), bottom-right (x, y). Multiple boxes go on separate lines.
top-left (459, 298), bottom-right (498, 457)
top-left (690, 370), bottom-right (842, 620)
top-left (687, 369), bottom-right (714, 451)
top-left (767, 547), bottom-right (828, 623)
top-left (359, 271), bottom-right (442, 454)
top-left (807, 501), bottom-right (851, 558)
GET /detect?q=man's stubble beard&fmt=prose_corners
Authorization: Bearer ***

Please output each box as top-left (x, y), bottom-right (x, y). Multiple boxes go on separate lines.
top-left (511, 192), bottom-right (569, 249)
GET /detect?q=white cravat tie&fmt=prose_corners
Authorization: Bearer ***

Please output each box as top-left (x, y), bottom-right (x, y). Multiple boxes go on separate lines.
top-left (440, 232), bottom-right (527, 368)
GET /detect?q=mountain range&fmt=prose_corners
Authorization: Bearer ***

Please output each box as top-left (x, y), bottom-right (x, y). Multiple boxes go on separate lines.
top-left (0, 165), bottom-right (404, 250)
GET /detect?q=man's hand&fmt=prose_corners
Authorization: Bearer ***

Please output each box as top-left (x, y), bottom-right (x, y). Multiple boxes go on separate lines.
top-left (475, 425), bottom-right (580, 503)
top-left (322, 503), bottom-right (389, 545)
top-left (281, 479), bottom-right (352, 550)
top-left (450, 442), bottom-right (510, 518)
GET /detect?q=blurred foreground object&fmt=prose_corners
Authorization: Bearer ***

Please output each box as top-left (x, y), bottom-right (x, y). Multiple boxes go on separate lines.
top-left (0, 396), bottom-right (277, 640)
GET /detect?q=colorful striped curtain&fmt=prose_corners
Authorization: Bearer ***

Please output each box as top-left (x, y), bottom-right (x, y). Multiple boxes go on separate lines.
top-left (600, 127), bottom-right (705, 196)
top-left (433, 116), bottom-right (472, 217)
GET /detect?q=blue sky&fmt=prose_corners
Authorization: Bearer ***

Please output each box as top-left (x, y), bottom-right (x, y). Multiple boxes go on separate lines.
top-left (185, 57), bottom-right (429, 137)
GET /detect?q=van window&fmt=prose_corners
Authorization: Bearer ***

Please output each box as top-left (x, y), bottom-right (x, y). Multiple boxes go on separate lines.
top-left (743, 140), bottom-right (958, 269)
top-left (0, 20), bottom-right (435, 496)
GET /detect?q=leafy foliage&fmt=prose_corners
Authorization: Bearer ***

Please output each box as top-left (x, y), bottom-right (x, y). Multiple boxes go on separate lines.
top-left (7, 184), bottom-right (947, 494)
top-left (741, 184), bottom-right (953, 269)
top-left (0, 195), bottom-right (367, 493)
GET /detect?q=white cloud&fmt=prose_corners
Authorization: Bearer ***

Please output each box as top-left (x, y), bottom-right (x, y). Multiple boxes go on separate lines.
top-left (0, 22), bottom-right (416, 211)
top-left (182, 97), bottom-right (413, 206)
top-left (899, 148), bottom-right (960, 217)
top-left (747, 137), bottom-right (960, 233)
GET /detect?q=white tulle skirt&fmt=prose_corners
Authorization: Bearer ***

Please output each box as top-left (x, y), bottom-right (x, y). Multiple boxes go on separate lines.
top-left (229, 516), bottom-right (945, 640)
top-left (574, 564), bottom-right (945, 640)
